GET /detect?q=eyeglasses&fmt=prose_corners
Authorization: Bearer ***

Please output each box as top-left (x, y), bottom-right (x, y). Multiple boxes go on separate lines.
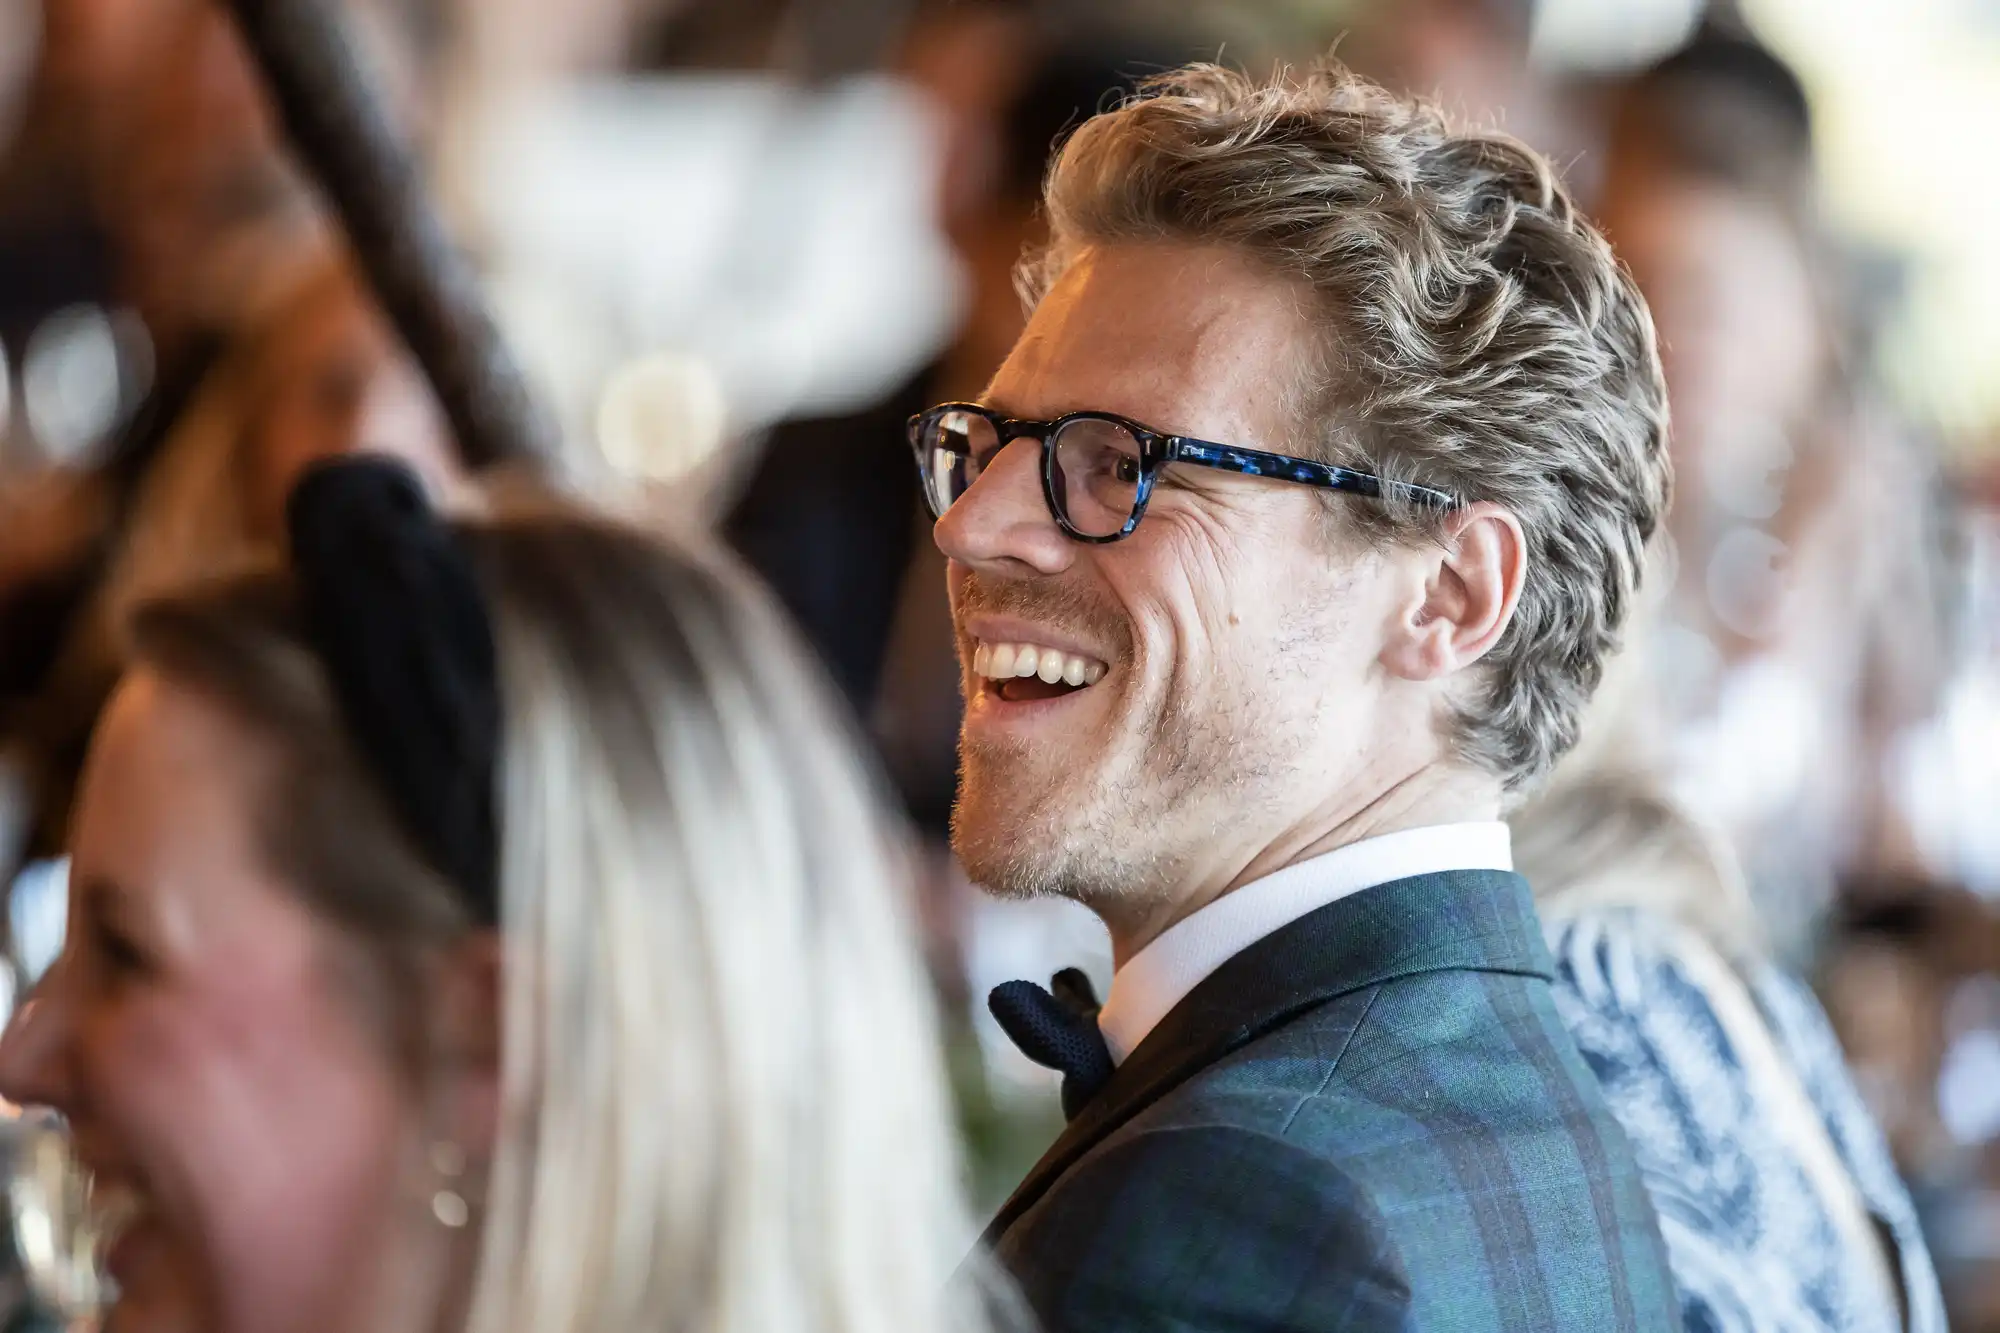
top-left (908, 403), bottom-right (1458, 543)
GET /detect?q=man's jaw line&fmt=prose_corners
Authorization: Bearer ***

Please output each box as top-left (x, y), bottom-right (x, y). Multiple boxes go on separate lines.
top-left (1094, 759), bottom-right (1507, 969)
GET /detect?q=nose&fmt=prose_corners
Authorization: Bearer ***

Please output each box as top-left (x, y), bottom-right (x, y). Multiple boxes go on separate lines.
top-left (932, 436), bottom-right (1075, 577)
top-left (0, 976), bottom-right (78, 1112)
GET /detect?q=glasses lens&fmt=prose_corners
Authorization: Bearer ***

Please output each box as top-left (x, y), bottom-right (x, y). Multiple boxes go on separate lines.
top-left (1050, 417), bottom-right (1144, 538)
top-left (918, 409), bottom-right (999, 518)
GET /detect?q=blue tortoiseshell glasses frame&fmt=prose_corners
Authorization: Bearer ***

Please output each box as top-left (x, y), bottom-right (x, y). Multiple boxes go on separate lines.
top-left (908, 402), bottom-right (1458, 544)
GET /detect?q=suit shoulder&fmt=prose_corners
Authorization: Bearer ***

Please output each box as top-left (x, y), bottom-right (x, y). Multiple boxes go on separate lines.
top-left (1134, 968), bottom-right (1668, 1268)
top-left (1004, 1126), bottom-right (1393, 1260)
top-left (1001, 1125), bottom-right (1414, 1332)
top-left (1150, 967), bottom-right (1589, 1140)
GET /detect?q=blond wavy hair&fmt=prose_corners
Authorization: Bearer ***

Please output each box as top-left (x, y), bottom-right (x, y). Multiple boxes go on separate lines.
top-left (1025, 60), bottom-right (1673, 791)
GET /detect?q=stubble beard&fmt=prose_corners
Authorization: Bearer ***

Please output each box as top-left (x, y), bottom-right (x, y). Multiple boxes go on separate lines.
top-left (948, 574), bottom-right (1160, 907)
top-left (946, 573), bottom-right (1301, 915)
top-left (949, 654), bottom-right (1312, 923)
top-left (952, 737), bottom-right (1136, 908)
top-left (949, 690), bottom-right (1205, 913)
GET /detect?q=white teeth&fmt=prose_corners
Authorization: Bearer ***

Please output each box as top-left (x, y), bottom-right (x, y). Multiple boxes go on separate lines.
top-left (971, 640), bottom-right (1109, 690)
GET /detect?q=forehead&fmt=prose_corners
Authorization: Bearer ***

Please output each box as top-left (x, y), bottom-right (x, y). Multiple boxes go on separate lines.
top-left (989, 242), bottom-right (1313, 448)
top-left (74, 673), bottom-right (271, 870)
top-left (74, 673), bottom-right (338, 986)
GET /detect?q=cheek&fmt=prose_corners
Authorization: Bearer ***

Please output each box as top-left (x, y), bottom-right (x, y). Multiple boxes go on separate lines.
top-left (92, 971), bottom-right (412, 1325)
top-left (1140, 530), bottom-right (1376, 723)
top-left (1114, 518), bottom-right (1282, 688)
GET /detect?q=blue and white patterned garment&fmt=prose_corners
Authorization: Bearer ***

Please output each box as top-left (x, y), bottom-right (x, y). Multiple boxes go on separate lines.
top-left (1547, 908), bottom-right (1948, 1333)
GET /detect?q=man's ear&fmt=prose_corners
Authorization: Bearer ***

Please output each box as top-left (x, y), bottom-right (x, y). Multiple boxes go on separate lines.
top-left (1378, 503), bottom-right (1527, 683)
top-left (427, 931), bottom-right (503, 1164)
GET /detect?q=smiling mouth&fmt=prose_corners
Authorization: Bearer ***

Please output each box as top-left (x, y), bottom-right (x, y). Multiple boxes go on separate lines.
top-left (973, 639), bottom-right (1108, 704)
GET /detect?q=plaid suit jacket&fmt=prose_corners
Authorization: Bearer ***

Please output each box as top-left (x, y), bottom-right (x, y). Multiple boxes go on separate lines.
top-left (985, 870), bottom-right (1679, 1331)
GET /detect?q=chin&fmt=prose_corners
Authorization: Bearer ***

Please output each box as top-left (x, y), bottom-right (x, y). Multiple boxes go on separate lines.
top-left (950, 807), bottom-right (1038, 902)
top-left (954, 772), bottom-right (1072, 900)
top-left (951, 769), bottom-right (1145, 907)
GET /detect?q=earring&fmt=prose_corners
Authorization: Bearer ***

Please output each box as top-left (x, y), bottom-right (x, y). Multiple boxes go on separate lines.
top-left (429, 1141), bottom-right (469, 1229)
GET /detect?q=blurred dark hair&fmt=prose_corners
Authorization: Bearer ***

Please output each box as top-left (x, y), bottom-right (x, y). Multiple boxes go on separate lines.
top-left (998, 42), bottom-right (1197, 200)
top-left (1612, 23), bottom-right (1814, 197)
top-left (1452, 0), bottom-right (1541, 49)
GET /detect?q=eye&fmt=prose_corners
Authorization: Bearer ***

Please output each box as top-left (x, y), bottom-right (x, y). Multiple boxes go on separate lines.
top-left (91, 920), bottom-right (148, 977)
top-left (76, 878), bottom-right (153, 981)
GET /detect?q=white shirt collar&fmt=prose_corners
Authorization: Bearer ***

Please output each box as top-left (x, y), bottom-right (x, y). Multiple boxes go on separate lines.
top-left (1094, 822), bottom-right (1514, 1064)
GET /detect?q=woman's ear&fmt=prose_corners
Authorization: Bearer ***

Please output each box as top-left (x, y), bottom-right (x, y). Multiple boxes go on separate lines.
top-left (428, 932), bottom-right (503, 1163)
top-left (1378, 502), bottom-right (1528, 683)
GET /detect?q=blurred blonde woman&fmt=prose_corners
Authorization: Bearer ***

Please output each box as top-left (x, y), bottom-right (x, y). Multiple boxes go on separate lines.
top-left (0, 457), bottom-right (1002, 1333)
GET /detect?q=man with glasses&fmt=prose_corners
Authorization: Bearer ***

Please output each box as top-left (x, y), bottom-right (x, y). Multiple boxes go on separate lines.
top-left (922, 60), bottom-right (1679, 1330)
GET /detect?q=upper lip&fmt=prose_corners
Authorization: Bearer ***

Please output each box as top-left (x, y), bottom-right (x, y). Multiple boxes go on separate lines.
top-left (960, 616), bottom-right (1110, 666)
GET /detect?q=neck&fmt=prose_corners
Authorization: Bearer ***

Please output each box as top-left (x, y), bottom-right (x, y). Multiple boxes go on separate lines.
top-left (1100, 763), bottom-right (1503, 968)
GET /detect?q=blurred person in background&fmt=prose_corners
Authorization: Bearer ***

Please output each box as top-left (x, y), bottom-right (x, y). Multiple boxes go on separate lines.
top-left (0, 0), bottom-right (169, 372)
top-left (2, 0), bottom-right (310, 447)
top-left (0, 0), bottom-right (307, 851)
top-left (1342, 0), bottom-right (1595, 186)
top-left (0, 0), bottom-right (445, 547)
top-left (1513, 578), bottom-right (1949, 1332)
top-left (930, 58), bottom-right (1678, 1328)
top-left (0, 245), bottom-right (465, 893)
top-left (78, 0), bottom-right (300, 365)
top-left (1591, 25), bottom-right (1949, 949)
top-left (0, 0), bottom-right (471, 893)
top-left (0, 458), bottom-right (1007, 1333)
top-left (0, 0), bottom-right (440, 372)
top-left (1502, 33), bottom-right (1961, 1331)
top-left (1819, 886), bottom-right (2000, 1329)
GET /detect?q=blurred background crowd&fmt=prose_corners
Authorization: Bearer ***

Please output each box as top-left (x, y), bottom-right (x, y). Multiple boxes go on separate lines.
top-left (0, 0), bottom-right (1997, 1323)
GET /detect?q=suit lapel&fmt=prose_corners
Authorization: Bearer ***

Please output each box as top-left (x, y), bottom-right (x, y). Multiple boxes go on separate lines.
top-left (982, 869), bottom-right (1552, 1246)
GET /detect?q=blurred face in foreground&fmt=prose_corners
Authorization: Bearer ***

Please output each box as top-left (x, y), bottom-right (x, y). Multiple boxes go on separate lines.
top-left (0, 674), bottom-right (443, 1333)
top-left (935, 242), bottom-right (1516, 953)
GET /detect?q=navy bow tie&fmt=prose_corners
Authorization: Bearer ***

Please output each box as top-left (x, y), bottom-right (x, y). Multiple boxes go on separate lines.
top-left (989, 968), bottom-right (1114, 1119)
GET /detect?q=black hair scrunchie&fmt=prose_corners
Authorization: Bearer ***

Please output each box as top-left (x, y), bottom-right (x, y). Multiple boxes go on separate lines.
top-left (287, 457), bottom-right (501, 924)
